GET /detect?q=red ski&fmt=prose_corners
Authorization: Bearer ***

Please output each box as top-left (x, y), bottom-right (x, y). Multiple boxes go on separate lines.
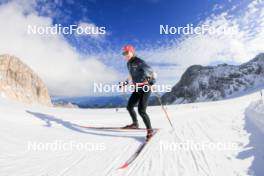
top-left (118, 129), bottom-right (159, 169)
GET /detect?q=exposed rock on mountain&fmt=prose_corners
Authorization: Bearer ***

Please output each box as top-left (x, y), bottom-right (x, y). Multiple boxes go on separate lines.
top-left (162, 53), bottom-right (264, 104)
top-left (0, 54), bottom-right (52, 106)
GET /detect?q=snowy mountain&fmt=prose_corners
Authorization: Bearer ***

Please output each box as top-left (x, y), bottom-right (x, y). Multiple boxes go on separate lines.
top-left (1, 88), bottom-right (264, 176)
top-left (162, 53), bottom-right (264, 104)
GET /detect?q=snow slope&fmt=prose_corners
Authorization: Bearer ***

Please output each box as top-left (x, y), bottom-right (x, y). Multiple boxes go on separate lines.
top-left (246, 99), bottom-right (264, 134)
top-left (0, 91), bottom-right (264, 176)
top-left (243, 98), bottom-right (264, 176)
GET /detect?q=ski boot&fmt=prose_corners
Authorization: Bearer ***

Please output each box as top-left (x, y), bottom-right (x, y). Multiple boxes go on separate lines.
top-left (122, 123), bottom-right (139, 129)
top-left (146, 129), bottom-right (154, 141)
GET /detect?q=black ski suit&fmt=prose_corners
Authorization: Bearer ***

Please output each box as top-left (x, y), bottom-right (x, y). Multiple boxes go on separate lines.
top-left (126, 56), bottom-right (155, 129)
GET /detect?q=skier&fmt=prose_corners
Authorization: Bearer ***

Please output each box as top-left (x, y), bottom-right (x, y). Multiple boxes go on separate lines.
top-left (119, 45), bottom-right (156, 141)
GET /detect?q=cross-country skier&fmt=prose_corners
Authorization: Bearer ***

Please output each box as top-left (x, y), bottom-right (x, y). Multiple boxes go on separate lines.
top-left (119, 45), bottom-right (156, 141)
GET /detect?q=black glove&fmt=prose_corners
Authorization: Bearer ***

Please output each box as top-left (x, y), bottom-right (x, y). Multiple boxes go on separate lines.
top-left (118, 80), bottom-right (129, 88)
top-left (146, 77), bottom-right (156, 85)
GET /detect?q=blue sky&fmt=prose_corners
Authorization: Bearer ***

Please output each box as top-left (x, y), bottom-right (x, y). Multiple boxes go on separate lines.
top-left (35, 0), bottom-right (246, 52)
top-left (32, 0), bottom-right (253, 73)
top-left (0, 0), bottom-right (263, 96)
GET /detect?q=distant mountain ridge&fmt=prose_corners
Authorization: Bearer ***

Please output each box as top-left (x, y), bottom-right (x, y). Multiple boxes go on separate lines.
top-left (52, 95), bottom-right (128, 108)
top-left (52, 95), bottom-right (157, 108)
top-left (161, 53), bottom-right (264, 104)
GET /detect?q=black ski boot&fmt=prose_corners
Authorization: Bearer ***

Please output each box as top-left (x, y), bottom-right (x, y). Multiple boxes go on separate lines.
top-left (122, 123), bottom-right (139, 129)
top-left (146, 129), bottom-right (154, 141)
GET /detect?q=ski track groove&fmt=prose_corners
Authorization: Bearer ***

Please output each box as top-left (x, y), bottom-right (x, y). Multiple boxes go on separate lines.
top-left (58, 154), bottom-right (88, 176)
top-left (200, 150), bottom-right (213, 175)
top-left (195, 120), bottom-right (215, 143)
top-left (181, 120), bottom-right (213, 176)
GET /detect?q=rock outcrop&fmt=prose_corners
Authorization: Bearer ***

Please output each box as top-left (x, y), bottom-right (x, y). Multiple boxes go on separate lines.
top-left (0, 54), bottom-right (52, 106)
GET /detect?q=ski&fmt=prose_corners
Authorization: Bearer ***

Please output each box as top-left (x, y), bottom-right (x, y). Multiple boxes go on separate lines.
top-left (79, 125), bottom-right (158, 131)
top-left (118, 129), bottom-right (159, 169)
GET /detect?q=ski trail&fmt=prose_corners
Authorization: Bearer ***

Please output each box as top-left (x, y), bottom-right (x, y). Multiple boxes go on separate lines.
top-left (57, 129), bottom-right (147, 176)
top-left (117, 98), bottom-right (251, 176)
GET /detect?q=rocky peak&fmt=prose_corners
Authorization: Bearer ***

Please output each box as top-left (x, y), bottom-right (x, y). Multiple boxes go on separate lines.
top-left (161, 53), bottom-right (264, 104)
top-left (0, 54), bottom-right (52, 106)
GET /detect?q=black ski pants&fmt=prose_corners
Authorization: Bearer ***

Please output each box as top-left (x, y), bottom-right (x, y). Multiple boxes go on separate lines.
top-left (126, 88), bottom-right (152, 129)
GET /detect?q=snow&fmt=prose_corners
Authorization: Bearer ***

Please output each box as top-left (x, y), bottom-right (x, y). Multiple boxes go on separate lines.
top-left (0, 91), bottom-right (264, 176)
top-left (241, 98), bottom-right (264, 176)
top-left (246, 99), bottom-right (264, 134)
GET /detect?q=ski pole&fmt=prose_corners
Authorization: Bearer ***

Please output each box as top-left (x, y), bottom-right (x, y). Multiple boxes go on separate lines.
top-left (153, 92), bottom-right (175, 130)
top-left (260, 90), bottom-right (263, 103)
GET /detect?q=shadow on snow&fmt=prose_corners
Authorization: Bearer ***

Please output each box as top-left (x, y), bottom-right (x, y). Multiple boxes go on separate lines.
top-left (26, 110), bottom-right (144, 143)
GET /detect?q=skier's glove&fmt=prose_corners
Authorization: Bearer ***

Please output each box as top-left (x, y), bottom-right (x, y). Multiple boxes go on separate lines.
top-left (147, 78), bottom-right (156, 85)
top-left (146, 72), bottom-right (157, 85)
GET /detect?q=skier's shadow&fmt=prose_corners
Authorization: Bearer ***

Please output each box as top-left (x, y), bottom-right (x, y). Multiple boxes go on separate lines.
top-left (26, 110), bottom-right (144, 143)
